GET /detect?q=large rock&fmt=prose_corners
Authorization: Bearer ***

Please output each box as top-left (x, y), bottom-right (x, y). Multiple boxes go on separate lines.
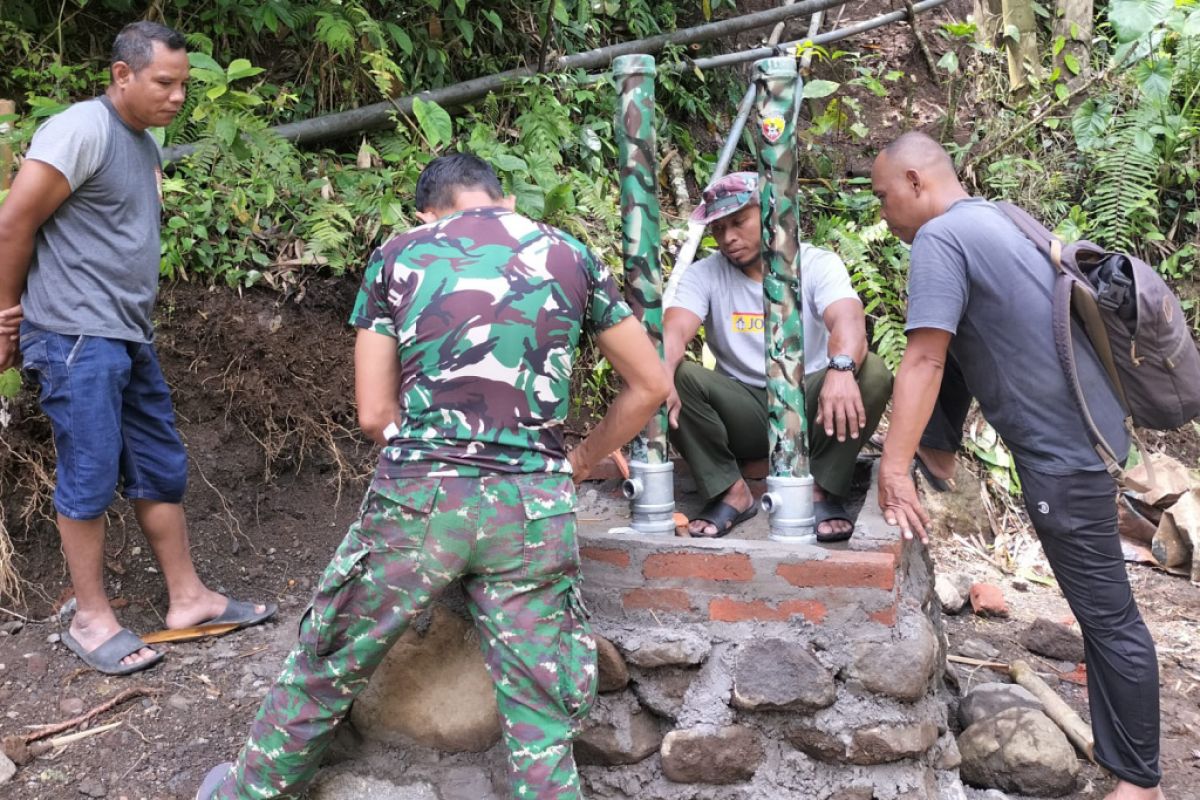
top-left (958, 707), bottom-right (1080, 796)
top-left (787, 721), bottom-right (937, 765)
top-left (436, 766), bottom-right (498, 800)
top-left (846, 615), bottom-right (938, 702)
top-left (958, 682), bottom-right (1044, 729)
top-left (630, 666), bottom-right (695, 720)
top-left (732, 638), bottom-right (836, 712)
top-left (309, 772), bottom-right (438, 800)
top-left (350, 605), bottom-right (501, 752)
top-left (848, 721), bottom-right (938, 765)
top-left (660, 725), bottom-right (763, 784)
top-left (574, 694), bottom-right (662, 766)
top-left (1020, 618), bottom-right (1085, 664)
top-left (595, 634), bottom-right (629, 693)
top-left (619, 628), bottom-right (710, 668)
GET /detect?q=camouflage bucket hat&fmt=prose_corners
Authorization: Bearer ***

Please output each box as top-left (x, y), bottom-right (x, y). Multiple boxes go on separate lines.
top-left (690, 172), bottom-right (759, 225)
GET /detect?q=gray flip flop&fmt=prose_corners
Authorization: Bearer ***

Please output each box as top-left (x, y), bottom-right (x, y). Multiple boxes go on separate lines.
top-left (61, 627), bottom-right (163, 676)
top-left (196, 762), bottom-right (233, 800)
top-left (201, 599), bottom-right (278, 630)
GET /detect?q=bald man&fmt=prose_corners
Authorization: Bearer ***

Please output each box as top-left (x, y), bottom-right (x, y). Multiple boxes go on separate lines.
top-left (871, 132), bottom-right (1164, 800)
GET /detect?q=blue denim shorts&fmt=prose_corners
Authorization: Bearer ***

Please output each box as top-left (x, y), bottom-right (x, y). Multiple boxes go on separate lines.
top-left (20, 323), bottom-right (189, 520)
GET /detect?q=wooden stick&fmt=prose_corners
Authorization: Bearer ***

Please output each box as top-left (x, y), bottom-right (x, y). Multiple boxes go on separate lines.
top-left (23, 686), bottom-right (160, 743)
top-left (947, 654), bottom-right (1009, 670)
top-left (1010, 659), bottom-right (1096, 762)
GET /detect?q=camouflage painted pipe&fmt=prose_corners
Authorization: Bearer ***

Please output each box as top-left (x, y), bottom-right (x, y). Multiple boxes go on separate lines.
top-left (753, 56), bottom-right (814, 540)
top-left (614, 54), bottom-right (667, 465)
top-left (614, 54), bottom-right (674, 535)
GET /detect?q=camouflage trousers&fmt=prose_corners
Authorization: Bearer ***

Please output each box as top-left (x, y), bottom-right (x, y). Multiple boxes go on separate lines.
top-left (213, 472), bottom-right (597, 800)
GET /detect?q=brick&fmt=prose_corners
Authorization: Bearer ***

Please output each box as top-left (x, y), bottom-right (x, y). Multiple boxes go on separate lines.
top-left (580, 546), bottom-right (631, 569)
top-left (869, 606), bottom-right (898, 627)
top-left (776, 551), bottom-right (895, 591)
top-left (623, 588), bottom-right (694, 612)
top-left (643, 552), bottom-right (753, 582)
top-left (709, 598), bottom-right (826, 624)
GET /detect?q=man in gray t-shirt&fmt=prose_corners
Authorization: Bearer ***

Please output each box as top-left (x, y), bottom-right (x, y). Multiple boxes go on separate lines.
top-left (0, 22), bottom-right (273, 677)
top-left (664, 172), bottom-right (893, 541)
top-left (872, 132), bottom-right (1162, 798)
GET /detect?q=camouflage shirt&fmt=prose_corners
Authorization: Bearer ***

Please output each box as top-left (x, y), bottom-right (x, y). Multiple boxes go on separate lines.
top-left (350, 206), bottom-right (632, 477)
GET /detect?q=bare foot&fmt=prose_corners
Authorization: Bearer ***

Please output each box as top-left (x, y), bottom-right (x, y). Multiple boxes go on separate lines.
top-left (70, 608), bottom-right (157, 668)
top-left (917, 445), bottom-right (957, 481)
top-left (1104, 782), bottom-right (1165, 800)
top-left (813, 483), bottom-right (852, 539)
top-left (689, 479), bottom-right (754, 537)
top-left (165, 589), bottom-right (268, 630)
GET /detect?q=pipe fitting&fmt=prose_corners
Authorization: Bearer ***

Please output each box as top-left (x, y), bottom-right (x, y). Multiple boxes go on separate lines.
top-left (624, 460), bottom-right (675, 536)
top-left (764, 474), bottom-right (815, 542)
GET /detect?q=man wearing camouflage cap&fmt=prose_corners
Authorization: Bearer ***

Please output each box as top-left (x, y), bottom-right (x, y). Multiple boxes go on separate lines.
top-left (198, 153), bottom-right (669, 799)
top-left (664, 172), bottom-right (892, 540)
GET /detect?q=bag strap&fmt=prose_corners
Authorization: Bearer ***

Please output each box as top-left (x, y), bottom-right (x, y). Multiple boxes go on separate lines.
top-left (995, 202), bottom-right (1148, 490)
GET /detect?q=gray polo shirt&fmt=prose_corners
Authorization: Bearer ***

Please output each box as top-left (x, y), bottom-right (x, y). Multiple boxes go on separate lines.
top-left (906, 197), bottom-right (1128, 474)
top-left (22, 95), bottom-right (163, 343)
top-left (668, 245), bottom-right (859, 387)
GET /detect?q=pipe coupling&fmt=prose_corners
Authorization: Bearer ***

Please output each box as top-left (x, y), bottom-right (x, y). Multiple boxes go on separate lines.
top-left (762, 474), bottom-right (815, 542)
top-left (623, 460), bottom-right (675, 535)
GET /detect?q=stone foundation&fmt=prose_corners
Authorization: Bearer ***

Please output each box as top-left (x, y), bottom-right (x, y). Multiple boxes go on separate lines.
top-left (318, 464), bottom-right (965, 800)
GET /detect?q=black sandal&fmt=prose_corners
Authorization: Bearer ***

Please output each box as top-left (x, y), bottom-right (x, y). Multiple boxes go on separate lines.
top-left (814, 498), bottom-right (854, 543)
top-left (691, 499), bottom-right (759, 538)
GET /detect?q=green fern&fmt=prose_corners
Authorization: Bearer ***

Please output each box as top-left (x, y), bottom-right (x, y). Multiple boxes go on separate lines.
top-left (1085, 117), bottom-right (1162, 253)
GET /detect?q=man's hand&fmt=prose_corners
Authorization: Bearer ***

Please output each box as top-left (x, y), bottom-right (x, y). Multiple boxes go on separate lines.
top-left (0, 304), bottom-right (22, 371)
top-left (816, 369), bottom-right (866, 442)
top-left (666, 387), bottom-right (682, 429)
top-left (879, 466), bottom-right (931, 544)
top-left (568, 449), bottom-right (591, 485)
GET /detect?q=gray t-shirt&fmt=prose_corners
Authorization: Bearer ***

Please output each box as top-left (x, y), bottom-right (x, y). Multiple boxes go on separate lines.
top-left (22, 96), bottom-right (163, 343)
top-left (906, 197), bottom-right (1128, 474)
top-left (668, 245), bottom-right (859, 387)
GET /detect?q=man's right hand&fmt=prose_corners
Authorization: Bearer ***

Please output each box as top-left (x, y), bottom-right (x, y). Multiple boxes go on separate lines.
top-left (878, 465), bottom-right (931, 544)
top-left (666, 387), bottom-right (682, 429)
top-left (0, 304), bottom-right (22, 371)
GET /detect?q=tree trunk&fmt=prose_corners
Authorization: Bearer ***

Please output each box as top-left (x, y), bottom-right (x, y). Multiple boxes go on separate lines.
top-left (974, 0), bottom-right (1004, 48)
top-left (1054, 0), bottom-right (1092, 84)
top-left (1001, 0), bottom-right (1041, 94)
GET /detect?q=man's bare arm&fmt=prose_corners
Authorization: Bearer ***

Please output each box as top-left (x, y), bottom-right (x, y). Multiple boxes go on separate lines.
top-left (0, 160), bottom-right (73, 308)
top-left (822, 297), bottom-right (868, 366)
top-left (662, 307), bottom-right (702, 429)
top-left (354, 328), bottom-right (401, 445)
top-left (569, 316), bottom-right (671, 481)
top-left (878, 327), bottom-right (952, 543)
top-left (0, 160), bottom-right (72, 368)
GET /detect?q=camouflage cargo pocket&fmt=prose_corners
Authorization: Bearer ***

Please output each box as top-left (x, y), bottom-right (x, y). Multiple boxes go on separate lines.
top-left (303, 536), bottom-right (371, 658)
top-left (361, 476), bottom-right (441, 551)
top-left (518, 474), bottom-right (578, 579)
top-left (558, 584), bottom-right (597, 723)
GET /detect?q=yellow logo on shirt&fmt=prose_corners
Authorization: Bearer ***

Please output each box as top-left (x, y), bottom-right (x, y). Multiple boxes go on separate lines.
top-left (731, 312), bottom-right (764, 333)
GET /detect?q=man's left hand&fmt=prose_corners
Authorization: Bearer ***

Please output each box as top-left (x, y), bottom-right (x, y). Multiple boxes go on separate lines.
top-left (816, 369), bottom-right (865, 442)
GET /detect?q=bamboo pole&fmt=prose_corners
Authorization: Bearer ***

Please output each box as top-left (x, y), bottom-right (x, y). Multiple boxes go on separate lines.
top-left (1053, 0), bottom-right (1092, 83)
top-left (1010, 659), bottom-right (1096, 761)
top-left (1001, 0), bottom-right (1041, 94)
top-left (974, 0), bottom-right (1004, 48)
top-left (0, 100), bottom-right (15, 191)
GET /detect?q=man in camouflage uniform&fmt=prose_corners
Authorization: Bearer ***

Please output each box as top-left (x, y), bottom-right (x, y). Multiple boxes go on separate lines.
top-left (198, 154), bottom-right (669, 800)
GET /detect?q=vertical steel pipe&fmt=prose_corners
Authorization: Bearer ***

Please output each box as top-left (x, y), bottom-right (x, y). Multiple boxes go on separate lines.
top-left (752, 56), bottom-right (814, 541)
top-left (614, 54), bottom-right (675, 535)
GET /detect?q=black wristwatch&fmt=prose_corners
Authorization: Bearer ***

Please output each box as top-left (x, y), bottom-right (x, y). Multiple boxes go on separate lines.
top-left (828, 354), bottom-right (857, 373)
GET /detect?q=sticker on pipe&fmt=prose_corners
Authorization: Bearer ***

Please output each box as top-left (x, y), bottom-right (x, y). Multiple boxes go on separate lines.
top-left (761, 116), bottom-right (786, 144)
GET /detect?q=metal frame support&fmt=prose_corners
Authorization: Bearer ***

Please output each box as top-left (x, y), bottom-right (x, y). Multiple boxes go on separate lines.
top-left (752, 56), bottom-right (815, 541)
top-left (614, 54), bottom-right (675, 536)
